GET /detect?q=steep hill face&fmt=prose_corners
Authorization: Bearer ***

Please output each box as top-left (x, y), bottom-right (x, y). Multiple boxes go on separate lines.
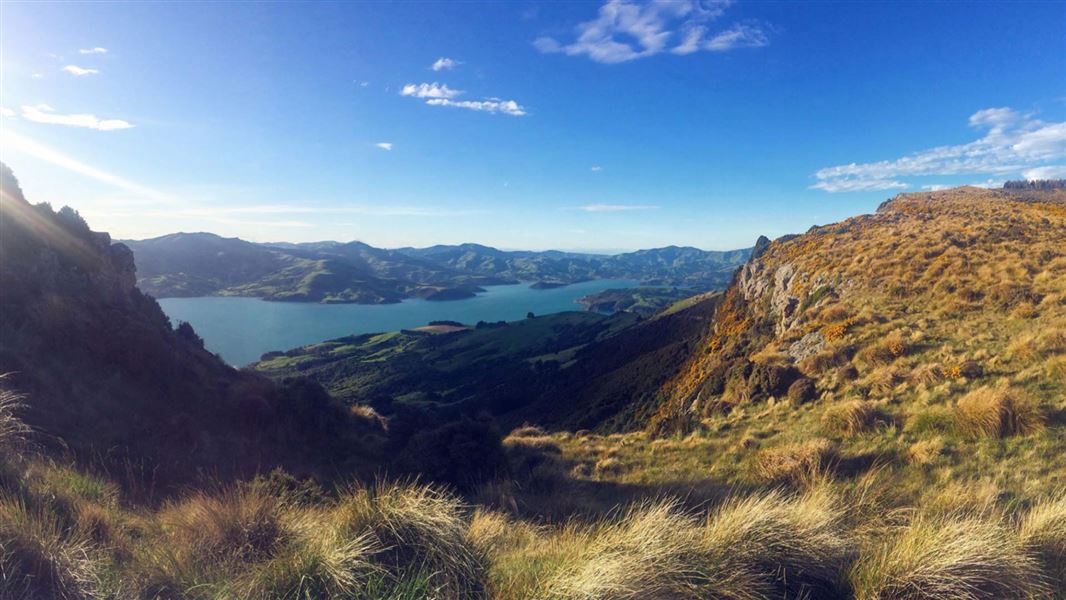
top-left (0, 164), bottom-right (376, 490)
top-left (649, 185), bottom-right (1066, 433)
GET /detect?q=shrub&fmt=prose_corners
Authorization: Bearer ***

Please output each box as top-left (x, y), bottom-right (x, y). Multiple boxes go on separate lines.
top-left (850, 512), bottom-right (1048, 599)
top-left (822, 401), bottom-right (886, 436)
top-left (787, 377), bottom-right (818, 406)
top-left (954, 386), bottom-right (1046, 438)
top-left (396, 416), bottom-right (509, 491)
top-left (755, 439), bottom-right (837, 485)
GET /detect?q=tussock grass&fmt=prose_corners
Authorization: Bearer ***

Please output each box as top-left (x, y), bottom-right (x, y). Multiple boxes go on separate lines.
top-left (850, 512), bottom-right (1048, 600)
top-left (1019, 493), bottom-right (1066, 589)
top-left (546, 488), bottom-right (851, 599)
top-left (822, 401), bottom-right (886, 436)
top-left (954, 385), bottom-right (1046, 438)
top-left (332, 480), bottom-right (488, 597)
top-left (0, 384), bottom-right (30, 452)
top-left (0, 494), bottom-right (100, 600)
top-left (755, 438), bottom-right (838, 485)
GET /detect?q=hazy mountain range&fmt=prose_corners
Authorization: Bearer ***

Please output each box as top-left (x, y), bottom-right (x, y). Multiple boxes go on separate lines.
top-left (123, 233), bottom-right (752, 303)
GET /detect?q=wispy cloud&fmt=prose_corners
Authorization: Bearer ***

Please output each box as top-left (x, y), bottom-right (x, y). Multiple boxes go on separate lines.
top-left (577, 203), bottom-right (659, 212)
top-left (375, 142), bottom-right (393, 151)
top-left (534, 0), bottom-right (767, 64)
top-left (425, 98), bottom-right (526, 116)
top-left (401, 82), bottom-right (463, 99)
top-left (4, 130), bottom-right (168, 201)
top-left (21, 104), bottom-right (133, 130)
top-left (62, 65), bottom-right (99, 76)
top-left (1023, 165), bottom-right (1066, 180)
top-left (590, 165), bottom-right (603, 172)
top-left (78, 47), bottom-right (108, 54)
top-left (403, 82), bottom-right (526, 116)
top-left (811, 107), bottom-right (1066, 192)
top-left (431, 57), bottom-right (460, 71)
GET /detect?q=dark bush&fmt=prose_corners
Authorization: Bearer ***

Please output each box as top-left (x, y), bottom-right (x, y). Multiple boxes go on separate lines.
top-left (747, 363), bottom-right (801, 401)
top-left (959, 360), bottom-right (984, 379)
top-left (788, 377), bottom-right (818, 406)
top-left (395, 416), bottom-right (509, 491)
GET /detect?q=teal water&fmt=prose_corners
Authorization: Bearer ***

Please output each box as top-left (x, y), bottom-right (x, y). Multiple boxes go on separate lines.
top-left (158, 279), bottom-right (638, 366)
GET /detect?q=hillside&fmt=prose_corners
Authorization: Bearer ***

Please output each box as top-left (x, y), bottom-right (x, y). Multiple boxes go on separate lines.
top-left (252, 293), bottom-right (722, 431)
top-left (0, 163), bottom-right (383, 490)
top-left (125, 234), bottom-right (750, 303)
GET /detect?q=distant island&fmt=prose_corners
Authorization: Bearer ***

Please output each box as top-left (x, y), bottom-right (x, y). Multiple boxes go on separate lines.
top-left (123, 234), bottom-right (752, 304)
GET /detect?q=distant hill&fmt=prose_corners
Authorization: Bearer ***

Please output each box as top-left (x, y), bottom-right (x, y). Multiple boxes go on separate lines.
top-left (253, 292), bottom-right (723, 431)
top-left (124, 234), bottom-right (751, 303)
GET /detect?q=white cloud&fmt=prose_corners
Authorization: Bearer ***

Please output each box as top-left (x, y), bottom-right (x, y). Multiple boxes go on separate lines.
top-left (21, 104), bottom-right (133, 130)
top-left (590, 165), bottom-right (603, 172)
top-left (425, 98), bottom-right (526, 116)
top-left (534, 0), bottom-right (767, 64)
top-left (400, 82), bottom-right (463, 99)
top-left (0, 107), bottom-right (15, 118)
top-left (62, 65), bottom-right (99, 76)
top-left (811, 107), bottom-right (1066, 192)
top-left (431, 57), bottom-right (460, 71)
top-left (1023, 165), bottom-right (1066, 180)
top-left (578, 203), bottom-right (658, 212)
top-left (375, 142), bottom-right (393, 151)
top-left (704, 23), bottom-right (769, 51)
top-left (32, 73), bottom-right (44, 79)
top-left (78, 47), bottom-right (108, 54)
top-left (922, 184), bottom-right (951, 191)
top-left (809, 179), bottom-right (909, 193)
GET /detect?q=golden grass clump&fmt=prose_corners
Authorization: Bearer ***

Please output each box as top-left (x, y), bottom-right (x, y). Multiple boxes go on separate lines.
top-left (1019, 494), bottom-right (1066, 588)
top-left (755, 438), bottom-right (837, 485)
top-left (907, 437), bottom-right (947, 466)
top-left (332, 480), bottom-right (488, 597)
top-left (547, 488), bottom-right (850, 600)
top-left (593, 457), bottom-right (624, 478)
top-left (850, 512), bottom-right (1049, 600)
top-left (822, 401), bottom-right (886, 437)
top-left (0, 494), bottom-right (100, 600)
top-left (954, 385), bottom-right (1046, 438)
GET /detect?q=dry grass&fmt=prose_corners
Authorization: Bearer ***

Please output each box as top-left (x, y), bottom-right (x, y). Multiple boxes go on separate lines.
top-left (332, 480), bottom-right (488, 597)
top-left (755, 438), bottom-right (837, 485)
top-left (907, 437), bottom-right (947, 466)
top-left (0, 384), bottom-right (31, 452)
top-left (822, 401), bottom-right (886, 436)
top-left (0, 494), bottom-right (100, 600)
top-left (850, 512), bottom-right (1049, 600)
top-left (546, 487), bottom-right (850, 600)
top-left (954, 385), bottom-right (1046, 438)
top-left (1019, 493), bottom-right (1066, 589)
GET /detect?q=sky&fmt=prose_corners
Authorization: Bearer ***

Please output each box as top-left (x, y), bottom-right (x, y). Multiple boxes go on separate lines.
top-left (1, 1), bottom-right (1064, 252)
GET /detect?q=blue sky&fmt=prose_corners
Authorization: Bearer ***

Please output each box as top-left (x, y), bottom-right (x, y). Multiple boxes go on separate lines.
top-left (1, 1), bottom-right (1064, 252)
